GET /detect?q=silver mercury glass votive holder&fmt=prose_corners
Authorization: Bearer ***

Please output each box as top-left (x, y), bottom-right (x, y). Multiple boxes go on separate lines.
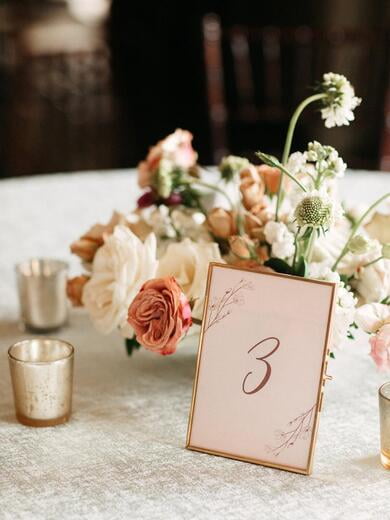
top-left (15, 258), bottom-right (68, 331)
top-left (8, 338), bottom-right (74, 427)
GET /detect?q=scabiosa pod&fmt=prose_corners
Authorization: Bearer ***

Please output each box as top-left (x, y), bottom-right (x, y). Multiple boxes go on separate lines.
top-left (319, 72), bottom-right (361, 128)
top-left (294, 191), bottom-right (338, 232)
top-left (348, 234), bottom-right (375, 255)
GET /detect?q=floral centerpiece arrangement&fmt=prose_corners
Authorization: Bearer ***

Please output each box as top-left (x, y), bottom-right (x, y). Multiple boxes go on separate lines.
top-left (67, 73), bottom-right (390, 369)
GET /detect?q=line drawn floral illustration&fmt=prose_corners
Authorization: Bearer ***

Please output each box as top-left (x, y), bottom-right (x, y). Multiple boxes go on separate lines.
top-left (266, 404), bottom-right (316, 457)
top-left (205, 278), bottom-right (254, 332)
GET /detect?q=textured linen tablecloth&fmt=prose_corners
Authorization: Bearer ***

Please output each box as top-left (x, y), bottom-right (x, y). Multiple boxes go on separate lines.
top-left (0, 169), bottom-right (389, 520)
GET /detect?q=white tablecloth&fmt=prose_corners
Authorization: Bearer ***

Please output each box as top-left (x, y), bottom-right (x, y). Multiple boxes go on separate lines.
top-left (0, 169), bottom-right (389, 520)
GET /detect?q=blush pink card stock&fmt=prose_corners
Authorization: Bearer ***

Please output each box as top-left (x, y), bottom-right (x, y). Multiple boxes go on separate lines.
top-left (186, 263), bottom-right (336, 475)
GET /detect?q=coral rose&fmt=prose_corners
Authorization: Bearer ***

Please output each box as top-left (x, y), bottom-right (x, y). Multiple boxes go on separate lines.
top-left (66, 275), bottom-right (90, 307)
top-left (128, 277), bottom-right (192, 355)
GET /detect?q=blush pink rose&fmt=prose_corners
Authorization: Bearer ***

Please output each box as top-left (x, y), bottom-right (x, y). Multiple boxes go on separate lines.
top-left (127, 277), bottom-right (192, 355)
top-left (136, 129), bottom-right (198, 189)
top-left (369, 323), bottom-right (390, 371)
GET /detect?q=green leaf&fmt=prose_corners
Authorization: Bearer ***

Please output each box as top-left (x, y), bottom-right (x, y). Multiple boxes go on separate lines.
top-left (340, 273), bottom-right (354, 285)
top-left (125, 337), bottom-right (141, 356)
top-left (264, 258), bottom-right (294, 275)
top-left (179, 186), bottom-right (202, 209)
top-left (329, 352), bottom-right (335, 359)
top-left (293, 256), bottom-right (307, 277)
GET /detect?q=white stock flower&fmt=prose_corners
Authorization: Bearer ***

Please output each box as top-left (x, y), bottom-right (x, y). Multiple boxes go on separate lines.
top-left (157, 238), bottom-right (223, 319)
top-left (305, 141), bottom-right (346, 178)
top-left (286, 152), bottom-right (306, 176)
top-left (82, 226), bottom-right (158, 336)
top-left (308, 262), bottom-right (356, 350)
top-left (308, 261), bottom-right (340, 283)
top-left (320, 72), bottom-right (361, 128)
top-left (264, 221), bottom-right (295, 259)
top-left (142, 205), bottom-right (176, 239)
top-left (332, 283), bottom-right (357, 350)
top-left (170, 208), bottom-right (210, 242)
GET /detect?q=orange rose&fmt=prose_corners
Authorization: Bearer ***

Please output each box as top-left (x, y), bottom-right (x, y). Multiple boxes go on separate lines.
top-left (127, 277), bottom-right (192, 355)
top-left (258, 164), bottom-right (281, 195)
top-left (207, 208), bottom-right (237, 239)
top-left (66, 275), bottom-right (90, 306)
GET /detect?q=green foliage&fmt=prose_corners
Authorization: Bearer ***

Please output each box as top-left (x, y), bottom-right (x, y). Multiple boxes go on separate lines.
top-left (294, 256), bottom-right (307, 277)
top-left (125, 337), bottom-right (141, 356)
top-left (179, 186), bottom-right (203, 209)
top-left (264, 256), bottom-right (307, 277)
top-left (264, 258), bottom-right (294, 275)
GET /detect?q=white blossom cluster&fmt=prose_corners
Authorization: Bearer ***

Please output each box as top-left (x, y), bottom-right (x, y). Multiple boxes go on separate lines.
top-left (320, 72), bottom-right (361, 128)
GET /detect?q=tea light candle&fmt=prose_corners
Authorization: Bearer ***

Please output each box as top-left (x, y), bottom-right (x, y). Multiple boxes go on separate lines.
top-left (8, 338), bottom-right (74, 427)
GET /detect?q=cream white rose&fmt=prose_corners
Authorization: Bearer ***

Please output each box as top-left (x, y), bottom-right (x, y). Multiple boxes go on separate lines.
top-left (356, 257), bottom-right (390, 303)
top-left (82, 226), bottom-right (158, 336)
top-left (157, 238), bottom-right (223, 319)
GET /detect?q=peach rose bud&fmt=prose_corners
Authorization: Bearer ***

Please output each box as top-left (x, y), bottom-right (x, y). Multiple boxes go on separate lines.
top-left (258, 164), bottom-right (281, 195)
top-left (66, 275), bottom-right (90, 307)
top-left (127, 277), bottom-right (192, 355)
top-left (208, 208), bottom-right (237, 239)
top-left (70, 237), bottom-right (101, 263)
top-left (229, 235), bottom-right (253, 259)
top-left (239, 164), bottom-right (261, 183)
top-left (240, 178), bottom-right (264, 210)
top-left (232, 259), bottom-right (274, 274)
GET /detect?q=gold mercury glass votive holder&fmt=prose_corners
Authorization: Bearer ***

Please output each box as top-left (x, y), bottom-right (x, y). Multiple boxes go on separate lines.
top-left (8, 338), bottom-right (74, 427)
top-left (379, 382), bottom-right (390, 469)
top-left (15, 258), bottom-right (68, 332)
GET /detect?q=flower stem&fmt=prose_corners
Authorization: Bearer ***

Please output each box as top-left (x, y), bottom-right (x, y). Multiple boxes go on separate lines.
top-left (192, 317), bottom-right (202, 326)
top-left (332, 192), bottom-right (390, 271)
top-left (275, 93), bottom-right (326, 221)
top-left (275, 163), bottom-right (308, 193)
top-left (305, 229), bottom-right (316, 263)
top-left (292, 229), bottom-right (300, 269)
top-left (363, 256), bottom-right (384, 268)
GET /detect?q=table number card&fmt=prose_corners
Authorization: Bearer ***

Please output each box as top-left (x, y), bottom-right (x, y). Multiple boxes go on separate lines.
top-left (186, 263), bottom-right (336, 475)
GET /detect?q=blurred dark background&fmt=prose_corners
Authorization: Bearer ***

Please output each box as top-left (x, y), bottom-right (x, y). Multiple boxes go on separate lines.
top-left (1, 0), bottom-right (390, 178)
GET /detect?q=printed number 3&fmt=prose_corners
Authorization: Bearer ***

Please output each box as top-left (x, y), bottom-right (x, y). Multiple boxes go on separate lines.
top-left (242, 337), bottom-right (280, 395)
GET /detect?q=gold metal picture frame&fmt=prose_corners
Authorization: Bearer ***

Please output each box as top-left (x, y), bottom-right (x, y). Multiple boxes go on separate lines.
top-left (186, 262), bottom-right (336, 475)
